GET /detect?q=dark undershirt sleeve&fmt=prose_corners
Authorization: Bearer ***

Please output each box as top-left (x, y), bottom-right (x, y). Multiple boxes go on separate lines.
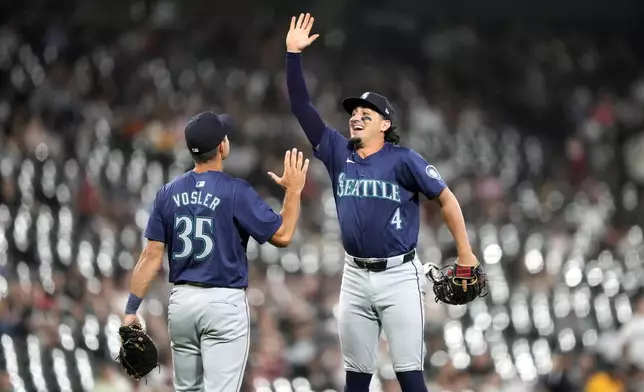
top-left (286, 52), bottom-right (326, 148)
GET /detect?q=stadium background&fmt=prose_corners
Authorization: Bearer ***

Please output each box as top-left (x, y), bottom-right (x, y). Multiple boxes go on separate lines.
top-left (1, 0), bottom-right (644, 391)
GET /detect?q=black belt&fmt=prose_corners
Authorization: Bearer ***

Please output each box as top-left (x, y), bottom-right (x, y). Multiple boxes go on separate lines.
top-left (351, 249), bottom-right (416, 272)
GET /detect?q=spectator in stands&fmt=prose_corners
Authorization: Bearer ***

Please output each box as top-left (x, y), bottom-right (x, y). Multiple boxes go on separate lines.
top-left (0, 371), bottom-right (11, 392)
top-left (615, 295), bottom-right (644, 369)
top-left (569, 353), bottom-right (598, 390)
top-left (425, 361), bottom-right (464, 391)
top-left (93, 365), bottom-right (133, 392)
top-left (584, 362), bottom-right (626, 392)
top-left (539, 354), bottom-right (578, 392)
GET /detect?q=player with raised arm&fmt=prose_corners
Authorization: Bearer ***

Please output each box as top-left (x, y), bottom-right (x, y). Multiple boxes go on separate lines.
top-left (119, 111), bottom-right (309, 392)
top-left (285, 13), bottom-right (487, 392)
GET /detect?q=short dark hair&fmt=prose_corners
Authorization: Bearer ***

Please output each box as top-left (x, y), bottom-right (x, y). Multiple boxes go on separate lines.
top-left (384, 124), bottom-right (400, 145)
top-left (191, 148), bottom-right (218, 164)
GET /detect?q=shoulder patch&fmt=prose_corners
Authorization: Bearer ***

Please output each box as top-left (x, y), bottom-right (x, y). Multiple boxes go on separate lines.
top-left (425, 165), bottom-right (442, 180)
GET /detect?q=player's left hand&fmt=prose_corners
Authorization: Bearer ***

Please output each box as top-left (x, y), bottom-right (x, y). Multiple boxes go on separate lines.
top-left (122, 314), bottom-right (141, 328)
top-left (116, 323), bottom-right (159, 380)
top-left (286, 13), bottom-right (320, 53)
top-left (268, 148), bottom-right (310, 192)
top-left (456, 252), bottom-right (478, 267)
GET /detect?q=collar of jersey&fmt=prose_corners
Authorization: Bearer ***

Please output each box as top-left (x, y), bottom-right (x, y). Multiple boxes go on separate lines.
top-left (352, 143), bottom-right (390, 163)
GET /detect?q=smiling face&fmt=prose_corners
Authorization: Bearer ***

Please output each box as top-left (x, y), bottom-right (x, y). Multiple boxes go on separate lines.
top-left (348, 106), bottom-right (391, 149)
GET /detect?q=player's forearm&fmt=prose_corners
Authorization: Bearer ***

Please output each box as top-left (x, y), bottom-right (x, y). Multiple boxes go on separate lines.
top-left (125, 242), bottom-right (164, 314)
top-left (130, 256), bottom-right (161, 298)
top-left (286, 52), bottom-right (325, 146)
top-left (438, 189), bottom-right (473, 256)
top-left (272, 190), bottom-right (302, 247)
top-left (286, 52), bottom-right (313, 103)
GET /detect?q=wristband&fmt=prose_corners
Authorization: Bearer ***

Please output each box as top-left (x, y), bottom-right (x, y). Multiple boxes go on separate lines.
top-left (125, 293), bottom-right (143, 315)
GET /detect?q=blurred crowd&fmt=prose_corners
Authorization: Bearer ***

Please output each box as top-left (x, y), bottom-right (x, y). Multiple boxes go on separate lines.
top-left (1, 2), bottom-right (644, 392)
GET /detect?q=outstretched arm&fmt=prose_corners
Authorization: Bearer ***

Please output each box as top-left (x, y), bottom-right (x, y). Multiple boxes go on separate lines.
top-left (286, 13), bottom-right (325, 147)
top-left (286, 53), bottom-right (325, 147)
top-left (235, 149), bottom-right (310, 248)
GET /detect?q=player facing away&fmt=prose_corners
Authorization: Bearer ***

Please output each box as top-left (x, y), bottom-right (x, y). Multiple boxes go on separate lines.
top-left (285, 13), bottom-right (478, 392)
top-left (120, 111), bottom-right (310, 392)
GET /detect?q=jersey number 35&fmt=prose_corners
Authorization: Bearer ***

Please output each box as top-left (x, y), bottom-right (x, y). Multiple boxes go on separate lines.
top-left (173, 215), bottom-right (215, 260)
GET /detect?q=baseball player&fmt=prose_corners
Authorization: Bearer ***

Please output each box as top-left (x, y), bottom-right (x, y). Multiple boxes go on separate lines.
top-left (120, 111), bottom-right (310, 392)
top-left (285, 14), bottom-right (479, 392)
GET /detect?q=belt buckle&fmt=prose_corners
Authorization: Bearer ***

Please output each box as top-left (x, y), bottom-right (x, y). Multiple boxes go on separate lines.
top-left (356, 257), bottom-right (382, 264)
top-left (357, 257), bottom-right (387, 267)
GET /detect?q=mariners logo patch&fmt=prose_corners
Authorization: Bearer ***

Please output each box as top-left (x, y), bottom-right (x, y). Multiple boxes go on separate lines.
top-left (426, 165), bottom-right (441, 180)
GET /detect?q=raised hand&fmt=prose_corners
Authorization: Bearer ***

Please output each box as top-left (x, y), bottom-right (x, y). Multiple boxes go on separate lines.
top-left (268, 148), bottom-right (310, 192)
top-left (286, 13), bottom-right (320, 53)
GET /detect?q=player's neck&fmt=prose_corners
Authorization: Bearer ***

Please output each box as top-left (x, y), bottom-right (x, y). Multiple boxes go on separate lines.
top-left (193, 160), bottom-right (223, 173)
top-left (356, 140), bottom-right (385, 159)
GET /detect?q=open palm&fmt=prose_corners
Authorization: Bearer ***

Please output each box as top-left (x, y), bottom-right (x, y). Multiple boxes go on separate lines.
top-left (286, 13), bottom-right (320, 53)
top-left (268, 148), bottom-right (310, 192)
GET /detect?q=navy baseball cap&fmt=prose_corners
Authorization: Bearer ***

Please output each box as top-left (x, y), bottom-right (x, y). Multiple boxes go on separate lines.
top-left (184, 111), bottom-right (234, 154)
top-left (342, 92), bottom-right (394, 121)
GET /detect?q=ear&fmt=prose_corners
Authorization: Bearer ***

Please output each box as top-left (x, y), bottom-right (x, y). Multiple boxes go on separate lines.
top-left (381, 120), bottom-right (391, 132)
top-left (218, 136), bottom-right (228, 154)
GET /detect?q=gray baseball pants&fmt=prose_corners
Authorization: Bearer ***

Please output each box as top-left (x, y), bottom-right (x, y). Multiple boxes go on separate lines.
top-left (338, 255), bottom-right (427, 373)
top-left (167, 285), bottom-right (250, 392)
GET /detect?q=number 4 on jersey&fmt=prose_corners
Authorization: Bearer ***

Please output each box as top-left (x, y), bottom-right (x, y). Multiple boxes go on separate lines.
top-left (174, 215), bottom-right (215, 260)
top-left (391, 207), bottom-right (403, 230)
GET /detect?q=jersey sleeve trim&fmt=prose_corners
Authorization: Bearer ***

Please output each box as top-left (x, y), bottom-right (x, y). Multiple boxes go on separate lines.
top-left (144, 234), bottom-right (167, 243)
top-left (428, 187), bottom-right (446, 200)
top-left (254, 214), bottom-right (283, 245)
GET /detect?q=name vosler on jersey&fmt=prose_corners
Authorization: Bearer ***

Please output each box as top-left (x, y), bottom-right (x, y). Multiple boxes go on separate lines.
top-left (172, 191), bottom-right (221, 211)
top-left (336, 173), bottom-right (401, 202)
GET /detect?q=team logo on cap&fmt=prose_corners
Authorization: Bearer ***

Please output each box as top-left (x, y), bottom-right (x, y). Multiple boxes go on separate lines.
top-left (425, 165), bottom-right (441, 180)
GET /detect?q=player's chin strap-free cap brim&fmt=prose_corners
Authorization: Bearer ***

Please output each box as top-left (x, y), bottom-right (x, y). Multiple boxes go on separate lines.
top-left (342, 93), bottom-right (394, 121)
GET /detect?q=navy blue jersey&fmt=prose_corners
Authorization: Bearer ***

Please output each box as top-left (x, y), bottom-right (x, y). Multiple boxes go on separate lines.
top-left (144, 171), bottom-right (282, 288)
top-left (315, 127), bottom-right (446, 258)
